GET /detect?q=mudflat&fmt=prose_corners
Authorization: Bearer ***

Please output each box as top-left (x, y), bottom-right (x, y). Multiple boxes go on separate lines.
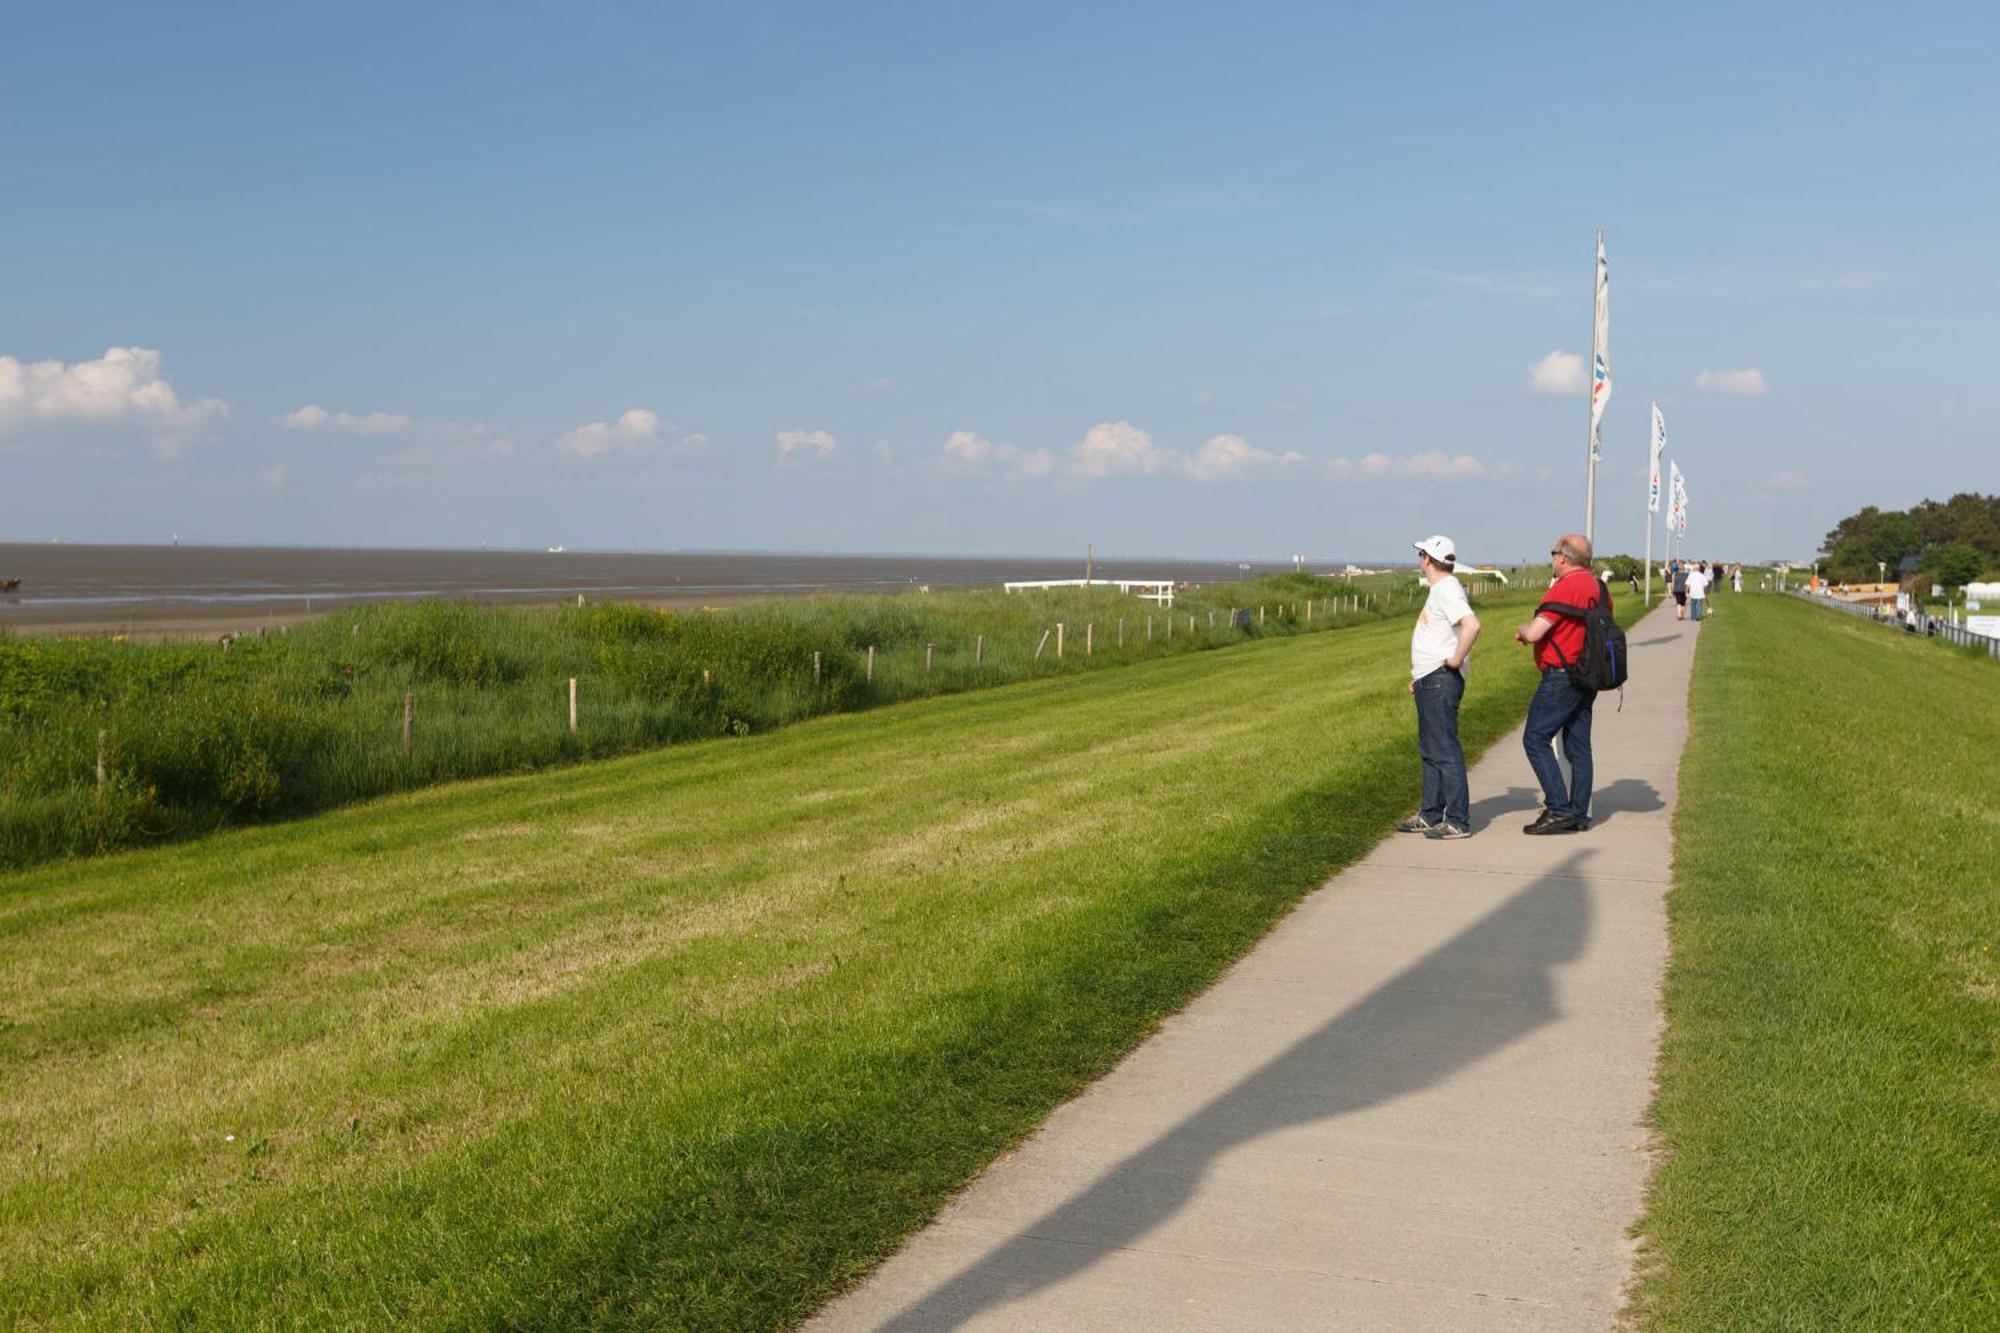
top-left (0, 544), bottom-right (1270, 638)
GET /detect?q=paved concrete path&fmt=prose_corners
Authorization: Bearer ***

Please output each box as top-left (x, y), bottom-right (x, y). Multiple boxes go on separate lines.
top-left (810, 605), bottom-right (1696, 1332)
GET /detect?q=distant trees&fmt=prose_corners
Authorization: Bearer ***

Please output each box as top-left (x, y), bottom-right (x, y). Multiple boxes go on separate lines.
top-left (1821, 493), bottom-right (2000, 584)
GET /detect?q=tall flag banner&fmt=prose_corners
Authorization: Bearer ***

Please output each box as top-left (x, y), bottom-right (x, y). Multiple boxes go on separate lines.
top-left (1648, 402), bottom-right (1665, 513)
top-left (1670, 461), bottom-right (1689, 536)
top-left (1590, 234), bottom-right (1611, 461)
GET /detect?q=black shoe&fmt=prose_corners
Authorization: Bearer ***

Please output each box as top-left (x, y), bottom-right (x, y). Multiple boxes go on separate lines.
top-left (1523, 811), bottom-right (1580, 835)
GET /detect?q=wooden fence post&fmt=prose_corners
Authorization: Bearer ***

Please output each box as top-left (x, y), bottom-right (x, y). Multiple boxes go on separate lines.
top-left (568, 677), bottom-right (578, 733)
top-left (1034, 629), bottom-right (1052, 661)
top-left (1056, 623), bottom-right (1064, 659)
top-left (925, 643), bottom-right (934, 672)
top-left (1119, 617), bottom-right (1126, 647)
top-left (975, 633), bottom-right (984, 666)
top-left (96, 728), bottom-right (107, 791)
top-left (1086, 622), bottom-right (1094, 655)
top-left (402, 693), bottom-right (413, 754)
top-left (1146, 615), bottom-right (1153, 642)
top-left (866, 646), bottom-right (874, 682)
top-left (813, 650), bottom-right (822, 686)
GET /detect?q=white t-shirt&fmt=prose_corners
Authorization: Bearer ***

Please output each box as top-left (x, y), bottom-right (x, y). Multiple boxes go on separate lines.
top-left (1411, 575), bottom-right (1474, 679)
top-left (1686, 568), bottom-right (1711, 600)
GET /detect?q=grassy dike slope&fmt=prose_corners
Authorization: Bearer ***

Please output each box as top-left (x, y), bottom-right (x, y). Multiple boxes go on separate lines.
top-left (5, 611), bottom-right (1570, 1331)
top-left (1631, 595), bottom-right (1999, 1329)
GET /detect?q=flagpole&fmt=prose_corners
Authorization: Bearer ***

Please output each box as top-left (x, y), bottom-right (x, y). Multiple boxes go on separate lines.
top-left (1644, 502), bottom-right (1654, 605)
top-left (1584, 229), bottom-right (1601, 545)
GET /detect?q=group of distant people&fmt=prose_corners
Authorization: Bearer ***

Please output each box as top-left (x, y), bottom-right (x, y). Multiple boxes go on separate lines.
top-left (1667, 558), bottom-right (1741, 622)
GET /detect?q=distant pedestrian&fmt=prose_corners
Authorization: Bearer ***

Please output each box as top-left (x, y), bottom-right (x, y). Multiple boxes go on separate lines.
top-left (1731, 564), bottom-right (1743, 593)
top-left (1515, 533), bottom-right (1602, 835)
top-left (1686, 563), bottom-right (1711, 621)
top-left (1627, 570), bottom-right (1640, 597)
top-left (1396, 535), bottom-right (1481, 840)
top-left (1671, 560), bottom-right (1690, 620)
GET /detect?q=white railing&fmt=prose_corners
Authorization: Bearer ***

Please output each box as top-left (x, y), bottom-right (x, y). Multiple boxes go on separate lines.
top-left (1003, 578), bottom-right (1177, 606)
top-left (1793, 590), bottom-right (2000, 659)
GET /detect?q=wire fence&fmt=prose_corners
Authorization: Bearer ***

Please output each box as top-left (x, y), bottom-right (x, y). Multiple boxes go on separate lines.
top-left (1791, 589), bottom-right (2000, 660)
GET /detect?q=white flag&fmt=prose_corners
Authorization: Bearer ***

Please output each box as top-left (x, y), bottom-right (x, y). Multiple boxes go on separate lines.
top-left (1648, 402), bottom-right (1665, 513)
top-left (1590, 233), bottom-right (1611, 461)
top-left (1670, 461), bottom-right (1689, 535)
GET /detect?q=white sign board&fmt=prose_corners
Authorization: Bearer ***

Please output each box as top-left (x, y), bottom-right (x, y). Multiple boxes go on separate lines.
top-left (1964, 583), bottom-right (2000, 600)
top-left (1968, 616), bottom-right (2000, 639)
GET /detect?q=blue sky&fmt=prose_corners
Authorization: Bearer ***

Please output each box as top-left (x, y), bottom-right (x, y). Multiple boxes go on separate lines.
top-left (3, 2), bottom-right (1995, 564)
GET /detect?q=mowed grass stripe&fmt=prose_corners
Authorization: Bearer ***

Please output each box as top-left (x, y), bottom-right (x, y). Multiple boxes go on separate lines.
top-left (1630, 595), bottom-right (1999, 1330)
top-left (5, 618), bottom-right (1536, 1330)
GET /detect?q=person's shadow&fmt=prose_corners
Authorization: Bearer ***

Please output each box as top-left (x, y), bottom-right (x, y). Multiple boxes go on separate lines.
top-left (868, 855), bottom-right (1594, 1331)
top-left (1468, 780), bottom-right (1661, 830)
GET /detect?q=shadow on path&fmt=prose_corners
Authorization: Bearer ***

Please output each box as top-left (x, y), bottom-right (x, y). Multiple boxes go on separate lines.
top-left (1587, 778), bottom-right (1664, 826)
top-left (1468, 785), bottom-right (1542, 827)
top-left (871, 854), bottom-right (1594, 1331)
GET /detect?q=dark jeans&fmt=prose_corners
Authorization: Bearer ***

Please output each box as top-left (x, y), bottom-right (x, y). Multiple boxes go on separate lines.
top-left (1523, 668), bottom-right (1594, 821)
top-left (1413, 667), bottom-right (1468, 826)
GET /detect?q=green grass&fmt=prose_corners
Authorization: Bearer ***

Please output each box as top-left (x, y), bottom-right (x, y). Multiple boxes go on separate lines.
top-left (0, 604), bottom-right (1578, 1331)
top-left (1629, 594), bottom-right (1999, 1330)
top-left (0, 574), bottom-right (1510, 870)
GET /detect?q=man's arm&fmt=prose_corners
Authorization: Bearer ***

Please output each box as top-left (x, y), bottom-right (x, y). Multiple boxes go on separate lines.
top-left (1447, 613), bottom-right (1480, 668)
top-left (1515, 612), bottom-right (1553, 644)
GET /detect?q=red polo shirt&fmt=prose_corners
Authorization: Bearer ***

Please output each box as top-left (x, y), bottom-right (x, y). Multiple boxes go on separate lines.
top-left (1535, 569), bottom-right (1602, 670)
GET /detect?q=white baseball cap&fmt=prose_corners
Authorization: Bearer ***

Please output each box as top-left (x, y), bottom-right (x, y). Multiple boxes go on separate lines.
top-left (1412, 534), bottom-right (1457, 566)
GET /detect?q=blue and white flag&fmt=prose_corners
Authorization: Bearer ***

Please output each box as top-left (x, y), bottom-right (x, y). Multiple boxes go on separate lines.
top-left (1648, 402), bottom-right (1665, 513)
top-left (1590, 234), bottom-right (1611, 461)
top-left (1670, 461), bottom-right (1688, 535)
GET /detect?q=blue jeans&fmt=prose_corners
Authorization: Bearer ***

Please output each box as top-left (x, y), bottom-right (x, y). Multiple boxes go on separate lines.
top-left (1690, 597), bottom-right (1705, 621)
top-left (1413, 667), bottom-right (1468, 826)
top-left (1522, 668), bottom-right (1594, 821)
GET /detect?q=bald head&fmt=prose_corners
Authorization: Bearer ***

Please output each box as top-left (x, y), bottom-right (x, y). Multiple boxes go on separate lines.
top-left (1555, 532), bottom-right (1593, 565)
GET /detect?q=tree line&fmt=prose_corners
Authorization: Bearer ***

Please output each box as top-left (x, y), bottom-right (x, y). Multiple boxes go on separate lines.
top-left (1819, 492), bottom-right (1999, 587)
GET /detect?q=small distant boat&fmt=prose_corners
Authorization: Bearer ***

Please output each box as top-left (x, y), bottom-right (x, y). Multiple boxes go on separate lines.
top-left (1237, 563), bottom-right (1252, 571)
top-left (546, 545), bottom-right (566, 553)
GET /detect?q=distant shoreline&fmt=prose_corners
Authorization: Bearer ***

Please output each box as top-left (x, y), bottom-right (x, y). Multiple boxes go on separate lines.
top-left (0, 543), bottom-right (1382, 639)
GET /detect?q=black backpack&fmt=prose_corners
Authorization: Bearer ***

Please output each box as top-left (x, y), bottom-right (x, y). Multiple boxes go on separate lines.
top-left (1537, 587), bottom-right (1628, 693)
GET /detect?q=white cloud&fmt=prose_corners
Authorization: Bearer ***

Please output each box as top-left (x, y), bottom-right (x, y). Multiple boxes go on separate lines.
top-left (1694, 368), bottom-right (1769, 397)
top-left (942, 423), bottom-right (1303, 484)
top-left (775, 428), bottom-right (838, 464)
top-left (938, 430), bottom-right (1059, 482)
top-left (0, 347), bottom-right (229, 458)
top-left (1527, 350), bottom-right (1586, 396)
top-left (255, 463), bottom-right (287, 490)
top-left (1071, 420), bottom-right (1176, 479)
top-left (1760, 470), bottom-right (1808, 492)
top-left (278, 405), bottom-right (411, 436)
top-left (1327, 451), bottom-right (1488, 482)
top-left (872, 439), bottom-right (895, 465)
top-left (557, 408), bottom-right (664, 459)
top-left (1184, 433), bottom-right (1307, 481)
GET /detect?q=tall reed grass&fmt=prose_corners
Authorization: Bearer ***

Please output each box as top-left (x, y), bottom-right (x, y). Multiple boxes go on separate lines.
top-left (0, 572), bottom-right (1526, 869)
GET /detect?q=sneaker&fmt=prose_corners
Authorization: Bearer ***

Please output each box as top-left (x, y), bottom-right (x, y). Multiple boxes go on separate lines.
top-left (1523, 811), bottom-right (1580, 835)
top-left (1425, 822), bottom-right (1472, 840)
top-left (1396, 814), bottom-right (1439, 834)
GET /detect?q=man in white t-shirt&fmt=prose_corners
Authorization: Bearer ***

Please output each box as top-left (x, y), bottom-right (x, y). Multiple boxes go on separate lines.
top-left (1685, 563), bottom-right (1711, 621)
top-left (1397, 534), bottom-right (1482, 839)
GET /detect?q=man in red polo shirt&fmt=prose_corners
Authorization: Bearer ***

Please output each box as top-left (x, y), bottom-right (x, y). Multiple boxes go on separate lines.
top-left (1513, 532), bottom-right (1603, 834)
